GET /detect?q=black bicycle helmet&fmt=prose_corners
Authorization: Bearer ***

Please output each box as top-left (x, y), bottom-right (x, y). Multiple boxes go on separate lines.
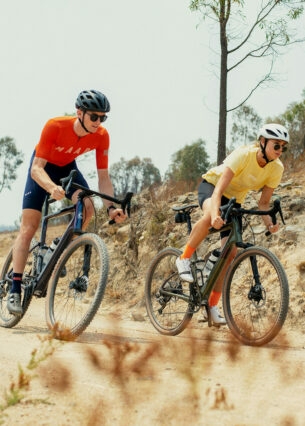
top-left (75, 89), bottom-right (110, 113)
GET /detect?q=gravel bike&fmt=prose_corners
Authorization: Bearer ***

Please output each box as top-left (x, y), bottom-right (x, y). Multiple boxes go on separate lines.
top-left (0, 170), bottom-right (133, 338)
top-left (145, 198), bottom-right (289, 346)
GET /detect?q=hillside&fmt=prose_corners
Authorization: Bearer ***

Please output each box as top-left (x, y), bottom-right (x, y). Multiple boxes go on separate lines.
top-left (96, 165), bottom-right (305, 332)
top-left (1, 166), bottom-right (305, 425)
top-left (1, 166), bottom-right (305, 328)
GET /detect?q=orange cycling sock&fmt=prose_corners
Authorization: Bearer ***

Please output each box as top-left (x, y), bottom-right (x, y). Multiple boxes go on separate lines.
top-left (209, 290), bottom-right (221, 307)
top-left (180, 244), bottom-right (196, 259)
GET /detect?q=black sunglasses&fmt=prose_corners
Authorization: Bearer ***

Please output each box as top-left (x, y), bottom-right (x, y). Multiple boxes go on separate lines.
top-left (272, 142), bottom-right (288, 152)
top-left (86, 112), bottom-right (107, 123)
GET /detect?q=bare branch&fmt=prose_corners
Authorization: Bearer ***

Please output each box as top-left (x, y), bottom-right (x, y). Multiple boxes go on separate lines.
top-left (227, 58), bottom-right (275, 113)
top-left (228, 0), bottom-right (279, 54)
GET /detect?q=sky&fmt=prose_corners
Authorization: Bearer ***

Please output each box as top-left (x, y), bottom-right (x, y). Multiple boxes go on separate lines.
top-left (0, 0), bottom-right (304, 227)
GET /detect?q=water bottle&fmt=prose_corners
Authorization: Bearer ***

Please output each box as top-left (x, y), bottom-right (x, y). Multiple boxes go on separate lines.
top-left (203, 249), bottom-right (221, 282)
top-left (42, 237), bottom-right (60, 270)
top-left (196, 260), bottom-right (205, 287)
top-left (37, 245), bottom-right (48, 274)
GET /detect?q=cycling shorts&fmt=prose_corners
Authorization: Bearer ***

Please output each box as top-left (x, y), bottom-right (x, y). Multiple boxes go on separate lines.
top-left (22, 151), bottom-right (89, 212)
top-left (198, 179), bottom-right (241, 238)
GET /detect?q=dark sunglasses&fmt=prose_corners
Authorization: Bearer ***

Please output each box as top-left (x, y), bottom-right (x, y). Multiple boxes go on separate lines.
top-left (86, 112), bottom-right (107, 123)
top-left (272, 142), bottom-right (288, 152)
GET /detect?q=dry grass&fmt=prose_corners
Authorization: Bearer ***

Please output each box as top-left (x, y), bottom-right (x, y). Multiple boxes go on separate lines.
top-left (1, 170), bottom-right (305, 424)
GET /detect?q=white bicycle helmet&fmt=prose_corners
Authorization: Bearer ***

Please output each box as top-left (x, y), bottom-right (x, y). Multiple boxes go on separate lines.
top-left (257, 123), bottom-right (289, 143)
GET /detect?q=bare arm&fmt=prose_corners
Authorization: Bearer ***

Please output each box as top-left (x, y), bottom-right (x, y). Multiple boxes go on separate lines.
top-left (97, 168), bottom-right (115, 208)
top-left (209, 167), bottom-right (234, 228)
top-left (258, 185), bottom-right (278, 233)
top-left (31, 157), bottom-right (65, 200)
top-left (97, 169), bottom-right (127, 223)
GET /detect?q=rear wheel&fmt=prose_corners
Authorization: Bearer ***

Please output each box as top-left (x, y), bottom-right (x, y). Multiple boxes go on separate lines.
top-left (145, 247), bottom-right (193, 336)
top-left (0, 243), bottom-right (36, 328)
top-left (45, 233), bottom-right (109, 339)
top-left (223, 246), bottom-right (289, 346)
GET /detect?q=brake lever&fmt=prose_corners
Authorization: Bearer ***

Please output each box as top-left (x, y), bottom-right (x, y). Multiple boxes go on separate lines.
top-left (265, 198), bottom-right (284, 236)
top-left (108, 192), bottom-right (134, 225)
top-left (276, 199), bottom-right (285, 225)
top-left (220, 197), bottom-right (236, 222)
top-left (121, 192), bottom-right (133, 217)
top-left (209, 197), bottom-right (236, 233)
top-left (60, 169), bottom-right (78, 194)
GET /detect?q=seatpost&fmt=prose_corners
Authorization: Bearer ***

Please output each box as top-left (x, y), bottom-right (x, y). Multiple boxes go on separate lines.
top-left (185, 212), bottom-right (193, 235)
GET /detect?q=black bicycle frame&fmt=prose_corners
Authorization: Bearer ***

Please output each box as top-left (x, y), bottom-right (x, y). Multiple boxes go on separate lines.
top-left (31, 171), bottom-right (133, 296)
top-left (33, 198), bottom-right (78, 295)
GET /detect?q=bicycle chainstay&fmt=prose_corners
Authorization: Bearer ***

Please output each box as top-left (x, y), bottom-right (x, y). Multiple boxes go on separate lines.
top-left (158, 279), bottom-right (202, 314)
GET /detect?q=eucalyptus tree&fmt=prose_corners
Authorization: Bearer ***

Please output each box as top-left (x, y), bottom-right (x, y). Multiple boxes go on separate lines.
top-left (0, 137), bottom-right (23, 193)
top-left (190, 0), bottom-right (305, 164)
top-left (165, 139), bottom-right (210, 190)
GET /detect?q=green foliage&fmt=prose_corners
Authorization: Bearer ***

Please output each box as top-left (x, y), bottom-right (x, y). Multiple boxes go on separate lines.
top-left (165, 139), bottom-right (210, 190)
top-left (229, 104), bottom-right (262, 152)
top-left (109, 156), bottom-right (161, 196)
top-left (266, 89), bottom-right (305, 159)
top-left (189, 0), bottom-right (305, 165)
top-left (0, 137), bottom-right (23, 193)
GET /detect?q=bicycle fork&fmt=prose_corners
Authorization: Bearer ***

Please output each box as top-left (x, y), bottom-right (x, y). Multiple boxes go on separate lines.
top-left (247, 255), bottom-right (266, 306)
top-left (68, 244), bottom-right (92, 293)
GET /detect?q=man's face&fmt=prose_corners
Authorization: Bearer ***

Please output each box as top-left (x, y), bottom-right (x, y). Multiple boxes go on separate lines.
top-left (80, 110), bottom-right (107, 132)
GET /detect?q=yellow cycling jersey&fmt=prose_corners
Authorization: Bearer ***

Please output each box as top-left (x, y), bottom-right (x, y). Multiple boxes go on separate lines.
top-left (202, 144), bottom-right (284, 204)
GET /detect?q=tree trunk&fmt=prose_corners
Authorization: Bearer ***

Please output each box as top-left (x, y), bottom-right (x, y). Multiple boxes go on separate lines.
top-left (217, 2), bottom-right (228, 165)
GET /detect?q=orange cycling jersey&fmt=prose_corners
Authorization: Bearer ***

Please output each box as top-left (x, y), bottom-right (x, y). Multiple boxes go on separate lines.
top-left (35, 116), bottom-right (109, 169)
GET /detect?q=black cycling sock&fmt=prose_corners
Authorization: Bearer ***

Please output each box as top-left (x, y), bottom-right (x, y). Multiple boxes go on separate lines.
top-left (11, 273), bottom-right (22, 294)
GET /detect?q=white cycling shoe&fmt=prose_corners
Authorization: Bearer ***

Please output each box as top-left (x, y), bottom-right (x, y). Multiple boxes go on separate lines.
top-left (175, 257), bottom-right (194, 283)
top-left (201, 306), bottom-right (226, 326)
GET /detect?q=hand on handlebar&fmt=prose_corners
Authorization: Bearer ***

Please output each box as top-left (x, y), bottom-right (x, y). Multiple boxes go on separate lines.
top-left (266, 223), bottom-right (279, 235)
top-left (211, 214), bottom-right (225, 230)
top-left (50, 185), bottom-right (65, 201)
top-left (108, 207), bottom-right (127, 224)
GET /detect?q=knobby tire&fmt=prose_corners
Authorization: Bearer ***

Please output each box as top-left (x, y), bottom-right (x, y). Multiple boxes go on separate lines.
top-left (223, 246), bottom-right (289, 346)
top-left (145, 247), bottom-right (193, 336)
top-left (0, 247), bottom-right (34, 328)
top-left (45, 233), bottom-right (109, 339)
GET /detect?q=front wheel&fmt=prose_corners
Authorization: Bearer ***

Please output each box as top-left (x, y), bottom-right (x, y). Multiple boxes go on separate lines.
top-left (45, 233), bottom-right (109, 339)
top-left (145, 247), bottom-right (193, 336)
top-left (223, 246), bottom-right (289, 346)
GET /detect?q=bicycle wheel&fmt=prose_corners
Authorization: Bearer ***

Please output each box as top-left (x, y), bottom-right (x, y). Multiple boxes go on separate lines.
top-left (45, 233), bottom-right (108, 339)
top-left (145, 247), bottom-right (193, 336)
top-left (0, 246), bottom-right (34, 328)
top-left (223, 246), bottom-right (289, 346)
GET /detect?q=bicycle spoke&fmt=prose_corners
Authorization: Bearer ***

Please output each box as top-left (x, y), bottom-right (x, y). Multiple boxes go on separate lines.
top-left (145, 247), bottom-right (193, 335)
top-left (223, 246), bottom-right (289, 346)
top-left (0, 245), bottom-right (34, 328)
top-left (46, 234), bottom-right (108, 338)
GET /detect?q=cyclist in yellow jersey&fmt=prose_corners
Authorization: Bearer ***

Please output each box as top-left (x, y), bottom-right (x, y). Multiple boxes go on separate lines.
top-left (176, 123), bottom-right (289, 325)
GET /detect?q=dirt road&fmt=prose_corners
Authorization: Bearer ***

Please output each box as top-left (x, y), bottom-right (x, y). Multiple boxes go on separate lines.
top-left (1, 295), bottom-right (305, 426)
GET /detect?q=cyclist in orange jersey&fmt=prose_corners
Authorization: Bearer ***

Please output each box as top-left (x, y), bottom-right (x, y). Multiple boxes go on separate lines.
top-left (8, 90), bottom-right (126, 315)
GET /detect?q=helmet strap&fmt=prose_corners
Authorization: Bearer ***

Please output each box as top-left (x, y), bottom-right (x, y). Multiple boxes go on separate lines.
top-left (79, 110), bottom-right (92, 134)
top-left (260, 139), bottom-right (273, 163)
